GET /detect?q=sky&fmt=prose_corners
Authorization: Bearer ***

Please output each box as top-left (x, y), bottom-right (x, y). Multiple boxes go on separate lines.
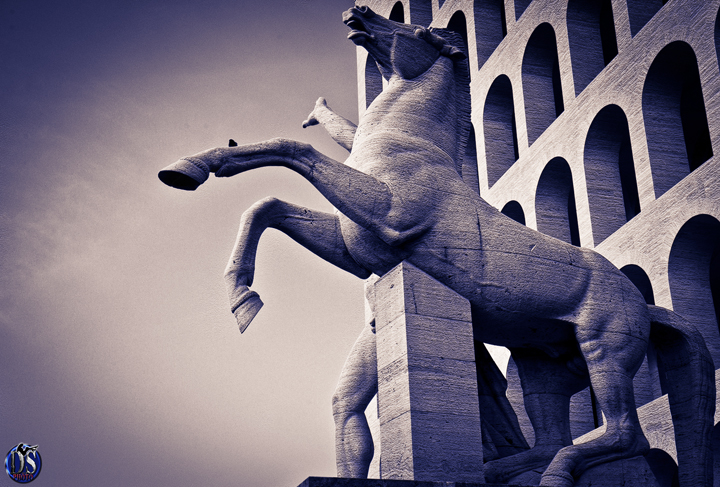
top-left (0, 1), bottom-right (367, 486)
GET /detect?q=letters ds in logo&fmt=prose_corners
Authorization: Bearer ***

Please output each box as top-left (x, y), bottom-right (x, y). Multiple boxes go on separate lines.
top-left (5, 443), bottom-right (41, 483)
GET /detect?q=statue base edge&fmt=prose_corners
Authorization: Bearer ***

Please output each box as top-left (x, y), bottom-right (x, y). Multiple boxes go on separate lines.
top-left (296, 477), bottom-right (533, 487)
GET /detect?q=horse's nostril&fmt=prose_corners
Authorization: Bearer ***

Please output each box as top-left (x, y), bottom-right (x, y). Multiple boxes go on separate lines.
top-left (358, 6), bottom-right (368, 13)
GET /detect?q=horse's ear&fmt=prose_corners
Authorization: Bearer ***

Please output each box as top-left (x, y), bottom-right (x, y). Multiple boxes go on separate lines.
top-left (441, 45), bottom-right (467, 61)
top-left (425, 27), bottom-right (467, 61)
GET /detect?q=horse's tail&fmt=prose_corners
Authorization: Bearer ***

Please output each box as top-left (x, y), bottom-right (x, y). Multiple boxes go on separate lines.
top-left (648, 304), bottom-right (715, 487)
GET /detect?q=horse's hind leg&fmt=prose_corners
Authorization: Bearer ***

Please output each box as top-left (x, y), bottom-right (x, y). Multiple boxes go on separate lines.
top-left (225, 197), bottom-right (371, 332)
top-left (540, 311), bottom-right (651, 487)
top-left (484, 348), bottom-right (588, 483)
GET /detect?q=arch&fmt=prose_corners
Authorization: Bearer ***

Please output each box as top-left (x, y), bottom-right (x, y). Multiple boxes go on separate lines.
top-left (643, 41), bottom-right (713, 198)
top-left (535, 157), bottom-right (580, 246)
top-left (626, 0), bottom-right (665, 37)
top-left (668, 214), bottom-right (720, 363)
top-left (584, 104), bottom-right (640, 243)
top-left (389, 2), bottom-right (405, 22)
top-left (620, 264), bottom-right (654, 305)
top-left (501, 201), bottom-right (526, 225)
top-left (365, 56), bottom-right (383, 109)
top-left (522, 23), bottom-right (564, 145)
top-left (446, 11), bottom-right (469, 53)
top-left (567, 0), bottom-right (618, 95)
top-left (484, 75), bottom-right (519, 187)
top-left (515, 0), bottom-right (532, 21)
top-left (474, 0), bottom-right (507, 68)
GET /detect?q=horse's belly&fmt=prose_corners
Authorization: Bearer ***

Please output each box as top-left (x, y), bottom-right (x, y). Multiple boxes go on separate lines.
top-left (473, 249), bottom-right (592, 325)
top-left (339, 214), bottom-right (405, 275)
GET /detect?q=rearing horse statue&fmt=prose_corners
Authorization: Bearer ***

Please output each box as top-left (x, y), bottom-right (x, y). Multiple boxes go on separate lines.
top-left (159, 6), bottom-right (714, 486)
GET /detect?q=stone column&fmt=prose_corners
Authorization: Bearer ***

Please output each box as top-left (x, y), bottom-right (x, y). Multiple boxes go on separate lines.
top-left (370, 262), bottom-right (484, 482)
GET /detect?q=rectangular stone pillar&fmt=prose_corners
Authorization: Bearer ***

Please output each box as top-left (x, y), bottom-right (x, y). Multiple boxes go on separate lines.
top-left (370, 262), bottom-right (484, 482)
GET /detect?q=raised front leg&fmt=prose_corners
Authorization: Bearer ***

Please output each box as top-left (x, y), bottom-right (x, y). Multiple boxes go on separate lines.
top-left (302, 97), bottom-right (357, 152)
top-left (159, 138), bottom-right (431, 248)
top-left (225, 196), bottom-right (370, 332)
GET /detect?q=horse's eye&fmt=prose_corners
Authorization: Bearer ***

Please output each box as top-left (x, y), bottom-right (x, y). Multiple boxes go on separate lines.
top-left (358, 6), bottom-right (375, 17)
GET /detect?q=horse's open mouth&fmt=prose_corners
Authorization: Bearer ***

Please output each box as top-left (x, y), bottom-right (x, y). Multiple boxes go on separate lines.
top-left (345, 17), bottom-right (372, 42)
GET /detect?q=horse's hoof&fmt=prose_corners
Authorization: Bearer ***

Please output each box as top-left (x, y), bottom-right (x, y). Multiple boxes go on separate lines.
top-left (158, 158), bottom-right (210, 191)
top-left (485, 444), bottom-right (562, 483)
top-left (231, 289), bottom-right (264, 333)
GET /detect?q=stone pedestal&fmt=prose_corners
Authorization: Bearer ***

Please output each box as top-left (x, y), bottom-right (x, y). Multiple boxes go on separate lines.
top-left (505, 456), bottom-right (662, 486)
top-left (296, 479), bottom-right (528, 487)
top-left (370, 262), bottom-right (484, 482)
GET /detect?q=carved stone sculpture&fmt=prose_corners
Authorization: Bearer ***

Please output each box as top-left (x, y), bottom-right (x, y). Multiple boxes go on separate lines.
top-left (159, 6), bottom-right (715, 486)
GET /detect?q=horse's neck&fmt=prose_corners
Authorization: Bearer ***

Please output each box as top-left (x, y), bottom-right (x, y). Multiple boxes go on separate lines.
top-left (354, 57), bottom-right (459, 162)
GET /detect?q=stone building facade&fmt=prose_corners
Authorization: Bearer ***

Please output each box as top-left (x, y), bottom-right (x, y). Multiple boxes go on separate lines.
top-left (355, 0), bottom-right (720, 475)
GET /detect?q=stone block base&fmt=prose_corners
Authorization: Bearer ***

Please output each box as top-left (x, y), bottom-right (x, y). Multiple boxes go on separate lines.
top-left (296, 455), bottom-right (661, 487)
top-left (296, 478), bottom-right (531, 487)
top-left (504, 455), bottom-right (662, 486)
top-left (575, 456), bottom-right (660, 487)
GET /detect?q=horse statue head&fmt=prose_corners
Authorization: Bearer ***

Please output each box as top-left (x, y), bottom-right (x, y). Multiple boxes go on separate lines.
top-left (343, 6), bottom-right (473, 180)
top-left (343, 6), bottom-right (466, 80)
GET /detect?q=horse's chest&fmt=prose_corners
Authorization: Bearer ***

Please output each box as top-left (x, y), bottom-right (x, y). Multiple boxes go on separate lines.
top-left (338, 214), bottom-right (405, 275)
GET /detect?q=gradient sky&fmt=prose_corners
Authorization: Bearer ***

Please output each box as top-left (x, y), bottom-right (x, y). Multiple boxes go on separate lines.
top-left (1, 1), bottom-right (367, 486)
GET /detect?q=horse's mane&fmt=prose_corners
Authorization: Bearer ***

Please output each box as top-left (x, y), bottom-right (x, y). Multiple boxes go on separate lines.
top-left (428, 28), bottom-right (473, 181)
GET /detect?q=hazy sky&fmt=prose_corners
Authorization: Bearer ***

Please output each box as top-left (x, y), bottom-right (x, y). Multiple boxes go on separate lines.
top-left (1, 1), bottom-right (366, 486)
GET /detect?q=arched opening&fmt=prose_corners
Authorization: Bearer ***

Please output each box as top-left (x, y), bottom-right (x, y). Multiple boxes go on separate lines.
top-left (567, 0), bottom-right (618, 95)
top-left (643, 42), bottom-right (713, 198)
top-left (389, 2), bottom-right (405, 22)
top-left (535, 157), bottom-right (580, 246)
top-left (522, 23), bottom-right (564, 145)
top-left (584, 105), bottom-right (640, 243)
top-left (365, 55), bottom-right (383, 109)
top-left (446, 11), bottom-right (469, 52)
top-left (475, 0), bottom-right (507, 68)
top-left (501, 201), bottom-right (526, 225)
top-left (515, 0), bottom-right (532, 21)
top-left (620, 264), bottom-right (655, 305)
top-left (668, 214), bottom-right (720, 363)
top-left (462, 125), bottom-right (480, 194)
top-left (484, 75), bottom-right (519, 187)
top-left (626, 0), bottom-right (665, 37)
